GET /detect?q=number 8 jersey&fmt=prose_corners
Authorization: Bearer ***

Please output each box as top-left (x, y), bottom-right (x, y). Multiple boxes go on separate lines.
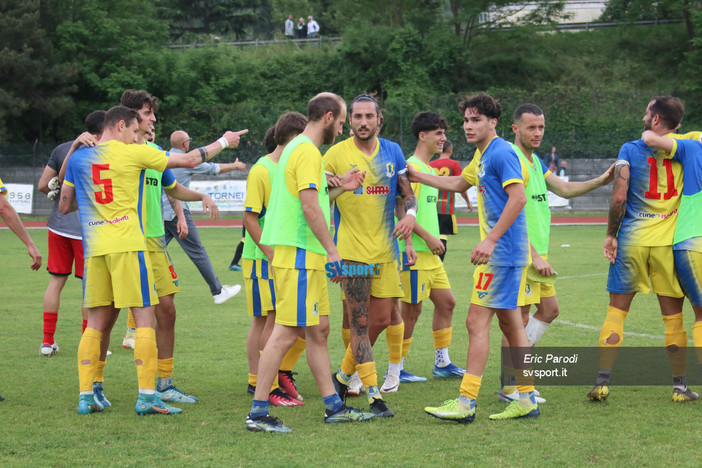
top-left (63, 140), bottom-right (169, 257)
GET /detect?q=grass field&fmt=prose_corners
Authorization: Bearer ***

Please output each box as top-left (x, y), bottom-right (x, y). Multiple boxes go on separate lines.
top-left (1, 224), bottom-right (701, 467)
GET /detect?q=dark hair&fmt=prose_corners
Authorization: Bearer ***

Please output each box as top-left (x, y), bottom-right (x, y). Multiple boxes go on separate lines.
top-left (459, 93), bottom-right (502, 121)
top-left (410, 111), bottom-right (447, 138)
top-left (349, 94), bottom-right (380, 116)
top-left (263, 126), bottom-right (277, 153)
top-left (442, 140), bottom-right (453, 154)
top-left (274, 111), bottom-right (307, 146)
top-left (85, 110), bottom-right (106, 135)
top-left (650, 96), bottom-right (684, 130)
top-left (513, 104), bottom-right (544, 123)
top-left (120, 89), bottom-right (159, 113)
top-left (104, 105), bottom-right (140, 128)
top-left (308, 92), bottom-right (345, 122)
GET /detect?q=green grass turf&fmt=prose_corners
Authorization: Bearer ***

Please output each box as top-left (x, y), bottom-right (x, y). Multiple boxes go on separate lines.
top-left (1, 225), bottom-right (701, 466)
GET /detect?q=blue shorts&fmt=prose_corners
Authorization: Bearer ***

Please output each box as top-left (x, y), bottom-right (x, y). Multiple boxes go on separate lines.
top-left (471, 264), bottom-right (526, 310)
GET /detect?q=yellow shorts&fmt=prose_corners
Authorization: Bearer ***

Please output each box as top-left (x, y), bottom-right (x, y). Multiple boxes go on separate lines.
top-left (520, 254), bottom-right (557, 306)
top-left (83, 251), bottom-right (158, 309)
top-left (607, 245), bottom-right (683, 297)
top-left (471, 264), bottom-right (527, 310)
top-left (246, 275), bottom-right (275, 317)
top-left (273, 267), bottom-right (330, 327)
top-left (146, 237), bottom-right (179, 297)
top-left (400, 265), bottom-right (451, 304)
top-left (370, 260), bottom-right (404, 298)
top-left (242, 258), bottom-right (256, 280)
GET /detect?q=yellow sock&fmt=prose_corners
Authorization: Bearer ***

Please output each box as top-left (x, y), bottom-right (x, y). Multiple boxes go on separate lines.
top-left (280, 337), bottom-right (306, 371)
top-left (127, 309), bottom-right (136, 329)
top-left (78, 328), bottom-right (102, 392)
top-left (158, 357), bottom-right (174, 380)
top-left (515, 367), bottom-right (535, 393)
top-left (94, 360), bottom-right (106, 383)
top-left (340, 345), bottom-right (356, 377)
top-left (134, 328), bottom-right (157, 391)
top-left (402, 337), bottom-right (412, 359)
top-left (386, 322), bottom-right (404, 364)
top-left (663, 312), bottom-right (687, 377)
top-left (248, 373), bottom-right (257, 387)
top-left (459, 373), bottom-right (481, 400)
top-left (433, 327), bottom-right (452, 350)
top-left (598, 306), bottom-right (627, 369)
top-left (357, 361), bottom-right (378, 388)
top-left (342, 327), bottom-right (351, 350)
top-left (693, 321), bottom-right (702, 365)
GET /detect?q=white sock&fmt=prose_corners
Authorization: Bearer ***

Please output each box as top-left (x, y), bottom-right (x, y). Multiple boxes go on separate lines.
top-left (525, 315), bottom-right (550, 346)
top-left (388, 362), bottom-right (402, 377)
top-left (435, 347), bottom-right (451, 367)
top-left (400, 356), bottom-right (405, 371)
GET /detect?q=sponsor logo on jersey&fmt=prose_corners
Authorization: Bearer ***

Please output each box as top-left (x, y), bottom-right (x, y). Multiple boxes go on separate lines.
top-left (366, 185), bottom-right (391, 195)
top-left (386, 162), bottom-right (395, 178)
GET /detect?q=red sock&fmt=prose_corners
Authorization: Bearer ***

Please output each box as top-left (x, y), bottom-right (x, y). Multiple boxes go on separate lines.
top-left (43, 312), bottom-right (58, 345)
top-left (82, 319), bottom-right (88, 334)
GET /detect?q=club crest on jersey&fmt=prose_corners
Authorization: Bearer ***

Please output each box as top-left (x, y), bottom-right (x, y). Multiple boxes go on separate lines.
top-left (478, 162), bottom-right (485, 178)
top-left (312, 302), bottom-right (319, 316)
top-left (386, 162), bottom-right (395, 178)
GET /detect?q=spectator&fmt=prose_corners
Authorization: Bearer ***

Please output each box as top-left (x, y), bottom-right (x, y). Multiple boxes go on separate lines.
top-left (544, 146), bottom-right (560, 173)
top-left (307, 16), bottom-right (320, 38)
top-left (285, 14), bottom-right (294, 38)
top-left (297, 17), bottom-right (307, 39)
top-left (557, 160), bottom-right (567, 177)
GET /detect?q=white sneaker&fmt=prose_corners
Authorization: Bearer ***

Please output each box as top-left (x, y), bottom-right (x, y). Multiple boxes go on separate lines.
top-left (40, 342), bottom-right (59, 356)
top-left (213, 284), bottom-right (242, 305)
top-left (122, 328), bottom-right (136, 349)
top-left (498, 389), bottom-right (546, 404)
top-left (380, 373), bottom-right (400, 394)
top-left (347, 372), bottom-right (364, 397)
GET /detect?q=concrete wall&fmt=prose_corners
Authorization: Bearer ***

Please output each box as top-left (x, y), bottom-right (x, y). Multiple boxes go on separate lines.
top-left (3, 159), bottom-right (616, 216)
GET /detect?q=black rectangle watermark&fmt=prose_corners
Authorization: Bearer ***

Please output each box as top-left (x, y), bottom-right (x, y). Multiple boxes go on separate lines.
top-left (501, 347), bottom-right (702, 385)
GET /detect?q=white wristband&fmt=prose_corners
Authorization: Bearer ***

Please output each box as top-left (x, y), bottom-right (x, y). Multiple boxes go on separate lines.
top-left (406, 208), bottom-right (417, 218)
top-left (217, 137), bottom-right (229, 149)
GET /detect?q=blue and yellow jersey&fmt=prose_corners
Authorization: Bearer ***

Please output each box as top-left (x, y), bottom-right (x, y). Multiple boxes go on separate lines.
top-left (462, 136), bottom-right (529, 267)
top-left (0, 176), bottom-right (6, 195)
top-left (323, 137), bottom-right (407, 264)
top-left (667, 132), bottom-right (702, 250)
top-left (63, 140), bottom-right (169, 257)
top-left (243, 155), bottom-right (276, 261)
top-left (616, 138), bottom-right (683, 247)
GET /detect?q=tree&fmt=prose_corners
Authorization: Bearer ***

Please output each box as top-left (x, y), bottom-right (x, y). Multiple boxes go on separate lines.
top-left (0, 0), bottom-right (77, 143)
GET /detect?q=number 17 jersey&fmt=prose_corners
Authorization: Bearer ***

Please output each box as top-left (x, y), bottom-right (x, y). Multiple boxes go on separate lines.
top-left (616, 139), bottom-right (682, 247)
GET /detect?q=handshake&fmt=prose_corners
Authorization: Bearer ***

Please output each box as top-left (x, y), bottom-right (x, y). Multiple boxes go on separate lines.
top-left (47, 177), bottom-right (61, 201)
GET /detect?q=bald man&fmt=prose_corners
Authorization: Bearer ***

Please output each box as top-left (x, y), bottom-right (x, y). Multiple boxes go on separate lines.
top-left (162, 130), bottom-right (247, 304)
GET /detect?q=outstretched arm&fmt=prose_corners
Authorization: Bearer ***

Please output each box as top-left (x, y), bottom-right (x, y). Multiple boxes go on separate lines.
top-left (407, 164), bottom-right (472, 193)
top-left (392, 171), bottom-right (418, 240)
top-left (545, 163), bottom-right (615, 199)
top-left (0, 195), bottom-right (42, 270)
top-left (164, 183), bottom-right (219, 221)
top-left (167, 130), bottom-right (248, 169)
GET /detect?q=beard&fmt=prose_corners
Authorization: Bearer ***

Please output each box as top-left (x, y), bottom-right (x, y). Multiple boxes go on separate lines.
top-left (322, 122), bottom-right (337, 146)
top-left (643, 118), bottom-right (652, 131)
top-left (351, 125), bottom-right (376, 141)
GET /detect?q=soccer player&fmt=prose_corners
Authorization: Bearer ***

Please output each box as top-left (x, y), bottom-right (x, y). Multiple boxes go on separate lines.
top-left (324, 94), bottom-right (417, 417)
top-left (498, 104), bottom-right (614, 403)
top-left (120, 89), bottom-right (228, 406)
top-left (246, 92), bottom-right (371, 433)
top-left (390, 111), bottom-right (464, 389)
top-left (429, 139), bottom-right (472, 261)
top-left (37, 110), bottom-right (105, 356)
top-left (243, 114), bottom-right (309, 406)
top-left (162, 129), bottom-right (245, 305)
top-left (60, 105), bottom-right (245, 414)
top-left (413, 93), bottom-right (538, 421)
top-left (587, 96), bottom-right (697, 402)
top-left (641, 125), bottom-right (702, 385)
top-left (1, 173), bottom-right (42, 401)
